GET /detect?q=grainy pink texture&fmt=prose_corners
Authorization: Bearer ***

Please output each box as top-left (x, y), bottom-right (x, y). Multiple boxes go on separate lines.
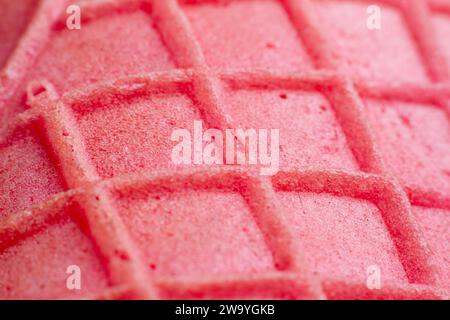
top-left (0, 217), bottom-right (109, 299)
top-left (278, 192), bottom-right (408, 284)
top-left (363, 98), bottom-right (450, 195)
top-left (75, 93), bottom-right (199, 178)
top-left (0, 125), bottom-right (65, 217)
top-left (0, 0), bottom-right (448, 300)
top-left (30, 10), bottom-right (175, 92)
top-left (183, 0), bottom-right (312, 70)
top-left (220, 87), bottom-right (358, 171)
top-left (412, 206), bottom-right (450, 287)
top-left (0, 0), bottom-right (38, 69)
top-left (311, 0), bottom-right (429, 83)
top-left (433, 13), bottom-right (450, 71)
top-left (115, 189), bottom-right (275, 278)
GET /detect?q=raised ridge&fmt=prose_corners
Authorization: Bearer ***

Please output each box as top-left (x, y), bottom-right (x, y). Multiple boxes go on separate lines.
top-left (0, 0), bottom-right (449, 299)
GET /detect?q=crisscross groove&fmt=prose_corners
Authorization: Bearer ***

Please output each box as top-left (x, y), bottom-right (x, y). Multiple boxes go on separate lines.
top-left (0, 0), bottom-right (449, 299)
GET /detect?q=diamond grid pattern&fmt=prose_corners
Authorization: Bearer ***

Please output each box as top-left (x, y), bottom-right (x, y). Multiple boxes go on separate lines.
top-left (0, 0), bottom-right (449, 299)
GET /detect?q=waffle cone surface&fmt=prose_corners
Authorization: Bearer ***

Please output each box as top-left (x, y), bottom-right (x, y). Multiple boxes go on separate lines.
top-left (0, 0), bottom-right (449, 300)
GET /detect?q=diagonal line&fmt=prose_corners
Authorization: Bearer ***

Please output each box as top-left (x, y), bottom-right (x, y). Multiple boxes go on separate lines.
top-left (153, 0), bottom-right (327, 297)
top-left (26, 82), bottom-right (157, 299)
top-left (281, 0), bottom-right (443, 288)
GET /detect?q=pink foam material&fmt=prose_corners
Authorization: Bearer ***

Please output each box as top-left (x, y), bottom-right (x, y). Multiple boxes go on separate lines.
top-left (114, 189), bottom-right (275, 278)
top-left (0, 124), bottom-right (66, 218)
top-left (74, 92), bottom-right (198, 178)
top-left (28, 10), bottom-right (174, 93)
top-left (363, 98), bottom-right (450, 194)
top-left (0, 0), bottom-right (449, 300)
top-left (412, 206), bottom-right (450, 287)
top-left (219, 86), bottom-right (359, 171)
top-left (433, 13), bottom-right (450, 68)
top-left (311, 0), bottom-right (429, 83)
top-left (5, 9), bottom-right (175, 116)
top-left (0, 0), bottom-right (38, 69)
top-left (278, 192), bottom-right (408, 283)
top-left (183, 0), bottom-right (313, 70)
top-left (0, 215), bottom-right (109, 299)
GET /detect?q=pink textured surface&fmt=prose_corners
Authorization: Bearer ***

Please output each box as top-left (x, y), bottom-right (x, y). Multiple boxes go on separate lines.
top-left (363, 98), bottom-right (450, 194)
top-left (75, 92), bottom-right (198, 178)
top-left (311, 0), bottom-right (429, 83)
top-left (29, 10), bottom-right (175, 93)
top-left (0, 124), bottom-right (65, 217)
top-left (115, 189), bottom-right (275, 278)
top-left (412, 206), bottom-right (450, 287)
top-left (220, 86), bottom-right (358, 171)
top-left (0, 0), bottom-right (38, 69)
top-left (0, 216), bottom-right (109, 299)
top-left (278, 192), bottom-right (408, 283)
top-left (183, 0), bottom-right (312, 70)
top-left (3, 8), bottom-right (175, 118)
top-left (0, 0), bottom-right (449, 300)
top-left (433, 13), bottom-right (450, 71)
